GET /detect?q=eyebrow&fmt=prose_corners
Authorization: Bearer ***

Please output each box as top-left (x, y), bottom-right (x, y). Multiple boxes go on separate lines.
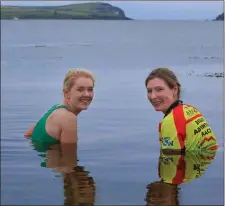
top-left (76, 86), bottom-right (93, 89)
top-left (147, 86), bottom-right (164, 90)
top-left (147, 86), bottom-right (163, 88)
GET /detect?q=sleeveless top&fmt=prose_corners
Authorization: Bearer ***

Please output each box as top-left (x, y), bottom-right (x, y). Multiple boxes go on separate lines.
top-left (31, 104), bottom-right (70, 144)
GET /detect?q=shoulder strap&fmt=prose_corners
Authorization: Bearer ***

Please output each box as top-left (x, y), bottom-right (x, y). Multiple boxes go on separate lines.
top-left (55, 104), bottom-right (70, 111)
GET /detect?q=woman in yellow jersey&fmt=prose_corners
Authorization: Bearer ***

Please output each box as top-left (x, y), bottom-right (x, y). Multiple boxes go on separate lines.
top-left (145, 149), bottom-right (217, 205)
top-left (145, 68), bottom-right (218, 152)
top-left (24, 69), bottom-right (95, 144)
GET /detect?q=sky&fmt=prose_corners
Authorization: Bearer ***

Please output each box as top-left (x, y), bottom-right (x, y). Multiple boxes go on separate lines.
top-left (1, 1), bottom-right (224, 20)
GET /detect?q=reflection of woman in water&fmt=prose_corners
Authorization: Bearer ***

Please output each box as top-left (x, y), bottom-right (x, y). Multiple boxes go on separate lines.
top-left (63, 166), bottom-right (96, 206)
top-left (145, 181), bottom-right (178, 206)
top-left (145, 68), bottom-right (218, 152)
top-left (31, 141), bottom-right (96, 206)
top-left (145, 149), bottom-right (217, 206)
top-left (24, 69), bottom-right (95, 144)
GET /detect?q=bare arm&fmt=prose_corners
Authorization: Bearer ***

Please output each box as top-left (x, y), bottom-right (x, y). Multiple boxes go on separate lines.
top-left (60, 113), bottom-right (78, 144)
top-left (24, 124), bottom-right (36, 138)
top-left (46, 114), bottom-right (78, 173)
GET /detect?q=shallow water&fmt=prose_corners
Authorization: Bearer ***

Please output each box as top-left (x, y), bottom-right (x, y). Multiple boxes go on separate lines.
top-left (1, 20), bottom-right (224, 205)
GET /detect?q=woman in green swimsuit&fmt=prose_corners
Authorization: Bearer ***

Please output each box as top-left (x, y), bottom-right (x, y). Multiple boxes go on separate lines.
top-left (24, 69), bottom-right (95, 144)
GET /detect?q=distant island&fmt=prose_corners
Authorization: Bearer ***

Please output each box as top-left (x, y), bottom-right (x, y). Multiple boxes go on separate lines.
top-left (214, 12), bottom-right (224, 21)
top-left (1, 2), bottom-right (132, 20)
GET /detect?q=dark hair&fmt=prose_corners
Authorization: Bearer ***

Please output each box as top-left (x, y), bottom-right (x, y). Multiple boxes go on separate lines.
top-left (145, 67), bottom-right (181, 99)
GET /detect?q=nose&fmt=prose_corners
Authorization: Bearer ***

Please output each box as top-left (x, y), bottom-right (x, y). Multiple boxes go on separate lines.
top-left (83, 90), bottom-right (92, 97)
top-left (83, 90), bottom-right (89, 96)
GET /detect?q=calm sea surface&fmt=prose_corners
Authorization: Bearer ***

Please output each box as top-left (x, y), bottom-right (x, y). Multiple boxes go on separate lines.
top-left (1, 20), bottom-right (224, 205)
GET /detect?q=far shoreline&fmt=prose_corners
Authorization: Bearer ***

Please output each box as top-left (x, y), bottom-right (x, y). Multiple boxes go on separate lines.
top-left (2, 19), bottom-right (224, 22)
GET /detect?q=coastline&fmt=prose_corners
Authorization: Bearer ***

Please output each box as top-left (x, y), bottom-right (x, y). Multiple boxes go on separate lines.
top-left (1, 3), bottom-right (132, 20)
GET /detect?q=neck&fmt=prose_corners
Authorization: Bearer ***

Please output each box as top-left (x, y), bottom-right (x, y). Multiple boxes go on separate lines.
top-left (62, 100), bottom-right (81, 116)
top-left (163, 99), bottom-right (182, 117)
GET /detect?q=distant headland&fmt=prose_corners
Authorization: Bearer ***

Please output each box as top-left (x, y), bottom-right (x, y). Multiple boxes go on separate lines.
top-left (214, 12), bottom-right (224, 21)
top-left (0, 2), bottom-right (132, 20)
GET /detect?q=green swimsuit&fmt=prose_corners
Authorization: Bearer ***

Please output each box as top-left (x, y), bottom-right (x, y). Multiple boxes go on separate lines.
top-left (31, 104), bottom-right (70, 144)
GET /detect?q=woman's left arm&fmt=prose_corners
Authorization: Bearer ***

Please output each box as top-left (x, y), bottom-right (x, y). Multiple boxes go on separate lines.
top-left (24, 124), bottom-right (36, 138)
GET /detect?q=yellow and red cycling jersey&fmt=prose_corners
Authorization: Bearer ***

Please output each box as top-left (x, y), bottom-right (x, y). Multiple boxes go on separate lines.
top-left (158, 150), bottom-right (217, 184)
top-left (159, 101), bottom-right (218, 151)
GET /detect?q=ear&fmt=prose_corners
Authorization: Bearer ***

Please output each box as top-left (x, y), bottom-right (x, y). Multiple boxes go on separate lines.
top-left (174, 86), bottom-right (178, 92)
top-left (63, 89), bottom-right (70, 99)
top-left (173, 86), bottom-right (178, 97)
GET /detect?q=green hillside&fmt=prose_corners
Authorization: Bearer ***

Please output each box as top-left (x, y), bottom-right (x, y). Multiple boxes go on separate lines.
top-left (1, 2), bottom-right (132, 20)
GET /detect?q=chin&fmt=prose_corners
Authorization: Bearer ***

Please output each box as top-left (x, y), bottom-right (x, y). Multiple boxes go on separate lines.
top-left (79, 107), bottom-right (87, 111)
top-left (80, 105), bottom-right (90, 110)
top-left (154, 107), bottom-right (163, 112)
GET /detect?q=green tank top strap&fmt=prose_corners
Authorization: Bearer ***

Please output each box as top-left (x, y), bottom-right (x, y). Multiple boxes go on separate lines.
top-left (55, 104), bottom-right (70, 111)
top-left (45, 104), bottom-right (70, 114)
top-left (31, 104), bottom-right (70, 144)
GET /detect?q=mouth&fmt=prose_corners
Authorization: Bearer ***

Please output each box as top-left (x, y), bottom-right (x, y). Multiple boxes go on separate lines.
top-left (152, 100), bottom-right (163, 107)
top-left (80, 98), bottom-right (91, 105)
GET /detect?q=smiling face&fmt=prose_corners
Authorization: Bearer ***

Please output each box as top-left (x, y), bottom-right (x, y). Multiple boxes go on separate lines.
top-left (64, 77), bottom-right (94, 114)
top-left (146, 77), bottom-right (178, 113)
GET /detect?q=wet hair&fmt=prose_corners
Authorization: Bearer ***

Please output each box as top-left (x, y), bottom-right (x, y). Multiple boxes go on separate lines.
top-left (63, 69), bottom-right (95, 91)
top-left (145, 67), bottom-right (181, 99)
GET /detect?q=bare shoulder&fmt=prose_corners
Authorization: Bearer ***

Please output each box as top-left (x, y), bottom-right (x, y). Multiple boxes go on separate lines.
top-left (51, 108), bottom-right (77, 123)
top-left (60, 109), bottom-right (77, 126)
top-left (48, 108), bottom-right (77, 134)
top-left (51, 108), bottom-right (77, 143)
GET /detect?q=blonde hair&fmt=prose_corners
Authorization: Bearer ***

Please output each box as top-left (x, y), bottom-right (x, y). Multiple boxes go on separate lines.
top-left (145, 67), bottom-right (181, 99)
top-left (63, 69), bottom-right (95, 91)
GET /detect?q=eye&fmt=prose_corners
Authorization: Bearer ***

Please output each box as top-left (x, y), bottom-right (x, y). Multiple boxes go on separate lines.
top-left (156, 87), bottom-right (163, 92)
top-left (77, 88), bottom-right (84, 92)
top-left (88, 88), bottom-right (93, 92)
top-left (147, 89), bottom-right (152, 93)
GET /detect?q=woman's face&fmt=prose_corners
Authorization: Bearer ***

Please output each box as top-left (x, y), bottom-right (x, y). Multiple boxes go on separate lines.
top-left (65, 77), bottom-right (94, 114)
top-left (146, 77), bottom-right (177, 113)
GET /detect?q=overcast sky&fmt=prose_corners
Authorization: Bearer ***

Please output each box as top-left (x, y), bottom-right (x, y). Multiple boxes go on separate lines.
top-left (1, 1), bottom-right (224, 20)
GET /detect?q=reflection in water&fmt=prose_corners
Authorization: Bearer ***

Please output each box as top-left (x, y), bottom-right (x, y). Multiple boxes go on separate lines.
top-left (146, 181), bottom-right (178, 206)
top-left (145, 150), bottom-right (217, 206)
top-left (63, 166), bottom-right (95, 206)
top-left (30, 141), bottom-right (96, 206)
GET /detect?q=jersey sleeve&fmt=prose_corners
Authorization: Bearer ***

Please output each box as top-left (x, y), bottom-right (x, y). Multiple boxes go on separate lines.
top-left (160, 106), bottom-right (186, 150)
